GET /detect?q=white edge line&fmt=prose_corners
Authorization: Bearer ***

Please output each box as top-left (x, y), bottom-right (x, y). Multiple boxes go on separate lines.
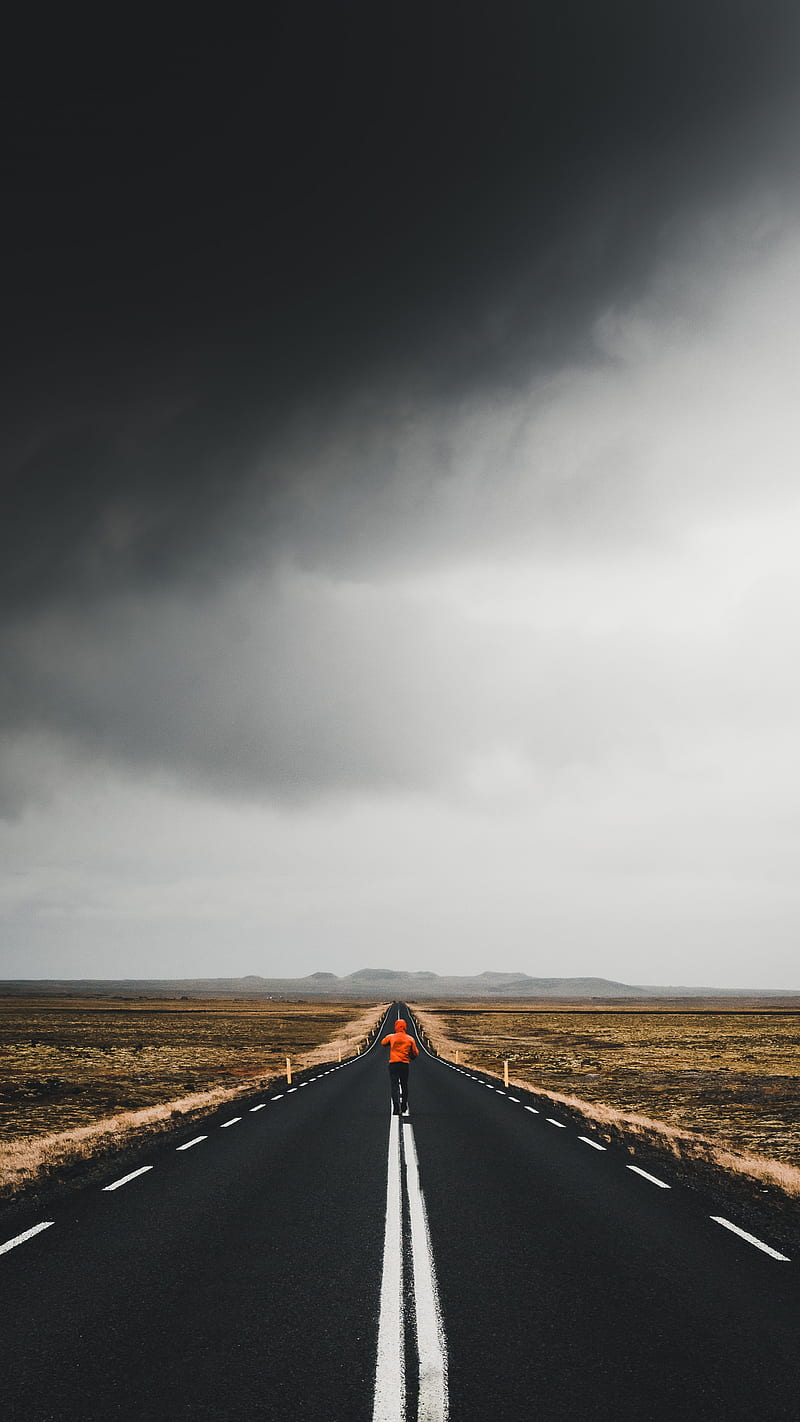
top-left (508, 1096), bottom-right (520, 1103)
top-left (546, 1118), bottom-right (566, 1128)
top-left (523, 1105), bottom-right (539, 1114)
top-left (0, 1221), bottom-right (55, 1256)
top-left (176, 1136), bottom-right (207, 1151)
top-left (710, 1216), bottom-right (790, 1261)
top-left (627, 1164), bottom-right (670, 1189)
top-left (249, 1103), bottom-right (266, 1112)
top-left (578, 1136), bottom-right (606, 1151)
top-left (102, 1165), bottom-right (153, 1192)
top-left (272, 1093), bottom-right (284, 1099)
top-left (220, 1117), bottom-right (242, 1127)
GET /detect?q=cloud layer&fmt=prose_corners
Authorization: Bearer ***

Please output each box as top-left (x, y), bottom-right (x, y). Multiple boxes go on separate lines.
top-left (5, 210), bottom-right (800, 811)
top-left (4, 7), bottom-right (800, 984)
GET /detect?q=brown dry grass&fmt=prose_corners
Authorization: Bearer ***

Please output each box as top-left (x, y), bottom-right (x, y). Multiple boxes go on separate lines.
top-left (0, 997), bottom-right (387, 1201)
top-left (412, 1000), bottom-right (800, 1200)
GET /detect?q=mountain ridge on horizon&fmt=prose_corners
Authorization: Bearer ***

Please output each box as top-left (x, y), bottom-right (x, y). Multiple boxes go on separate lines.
top-left (1, 968), bottom-right (797, 998)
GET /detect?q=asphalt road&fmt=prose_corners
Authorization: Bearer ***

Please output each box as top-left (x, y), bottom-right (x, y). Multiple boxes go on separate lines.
top-left (2, 1003), bottom-right (798, 1420)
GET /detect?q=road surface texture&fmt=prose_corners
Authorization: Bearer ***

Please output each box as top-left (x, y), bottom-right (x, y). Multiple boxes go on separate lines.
top-left (2, 1004), bottom-right (798, 1420)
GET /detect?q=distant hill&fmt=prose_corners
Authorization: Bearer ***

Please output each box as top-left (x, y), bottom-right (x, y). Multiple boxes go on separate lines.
top-left (1, 971), bottom-right (796, 1001)
top-left (348, 968), bottom-right (408, 981)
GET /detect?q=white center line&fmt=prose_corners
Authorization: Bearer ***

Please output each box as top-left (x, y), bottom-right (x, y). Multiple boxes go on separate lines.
top-left (102, 1166), bottom-right (153, 1192)
top-left (523, 1105), bottom-right (539, 1114)
top-left (176, 1136), bottom-right (207, 1151)
top-left (0, 1221), bottom-right (54, 1256)
top-left (405, 1124), bottom-right (449, 1422)
top-left (578, 1136), bottom-right (606, 1151)
top-left (287, 1087), bottom-right (297, 1094)
top-left (546, 1118), bottom-right (566, 1128)
top-left (508, 1097), bottom-right (520, 1103)
top-left (627, 1164), bottom-right (670, 1189)
top-left (373, 1114), bottom-right (404, 1422)
top-left (220, 1117), bottom-right (241, 1128)
top-left (272, 1093), bottom-right (284, 1100)
top-left (249, 1104), bottom-right (266, 1112)
top-left (710, 1217), bottom-right (790, 1261)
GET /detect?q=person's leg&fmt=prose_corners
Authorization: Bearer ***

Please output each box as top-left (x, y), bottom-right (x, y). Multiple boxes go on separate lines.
top-left (388, 1062), bottom-right (402, 1113)
top-left (398, 1063), bottom-right (409, 1112)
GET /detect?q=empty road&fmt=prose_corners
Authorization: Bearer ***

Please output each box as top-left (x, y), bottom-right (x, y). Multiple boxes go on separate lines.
top-left (2, 1004), bottom-right (798, 1420)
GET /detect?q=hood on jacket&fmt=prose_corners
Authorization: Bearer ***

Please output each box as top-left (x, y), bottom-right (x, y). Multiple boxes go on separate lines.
top-left (394, 1018), bottom-right (408, 1033)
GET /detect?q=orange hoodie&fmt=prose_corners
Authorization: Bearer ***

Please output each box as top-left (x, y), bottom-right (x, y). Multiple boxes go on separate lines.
top-left (381, 1018), bottom-right (420, 1064)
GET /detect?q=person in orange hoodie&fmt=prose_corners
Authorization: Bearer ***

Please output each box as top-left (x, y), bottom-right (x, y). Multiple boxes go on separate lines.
top-left (381, 1016), bottom-right (419, 1116)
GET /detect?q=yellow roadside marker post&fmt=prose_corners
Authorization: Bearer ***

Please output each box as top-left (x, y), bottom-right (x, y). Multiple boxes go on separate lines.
top-left (286, 1057), bottom-right (292, 1085)
top-left (504, 1060), bottom-right (509, 1088)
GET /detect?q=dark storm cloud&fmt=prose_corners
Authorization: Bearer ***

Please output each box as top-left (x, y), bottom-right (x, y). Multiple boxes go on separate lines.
top-left (4, 2), bottom-right (800, 613)
top-left (7, 11), bottom-right (800, 995)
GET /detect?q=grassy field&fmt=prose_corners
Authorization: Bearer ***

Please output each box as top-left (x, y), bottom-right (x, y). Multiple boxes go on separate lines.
top-left (0, 996), bottom-right (386, 1203)
top-left (413, 1001), bottom-right (800, 1171)
top-left (0, 996), bottom-right (385, 1139)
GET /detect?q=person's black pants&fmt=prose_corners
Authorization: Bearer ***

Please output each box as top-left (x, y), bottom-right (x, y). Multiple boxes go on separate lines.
top-left (388, 1062), bottom-right (409, 1112)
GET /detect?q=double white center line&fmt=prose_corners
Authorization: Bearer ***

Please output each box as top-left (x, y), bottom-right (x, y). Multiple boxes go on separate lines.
top-left (373, 1115), bottom-right (448, 1422)
top-left (374, 1115), bottom-right (405, 1421)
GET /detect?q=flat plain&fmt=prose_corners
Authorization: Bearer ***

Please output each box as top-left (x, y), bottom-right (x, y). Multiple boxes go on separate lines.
top-left (0, 995), bottom-right (382, 1141)
top-left (415, 1000), bottom-right (800, 1168)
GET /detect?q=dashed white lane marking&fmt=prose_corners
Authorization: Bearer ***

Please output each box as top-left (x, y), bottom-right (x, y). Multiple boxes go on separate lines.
top-left (287, 1088), bottom-right (297, 1093)
top-left (546, 1118), bottom-right (566, 1128)
top-left (220, 1117), bottom-right (241, 1128)
top-left (102, 1166), bottom-right (153, 1192)
top-left (524, 1105), bottom-right (539, 1114)
top-left (249, 1104), bottom-right (266, 1112)
top-left (272, 1093), bottom-right (284, 1100)
top-left (579, 1137), bottom-right (606, 1151)
top-left (508, 1097), bottom-right (520, 1103)
top-left (373, 1113), bottom-right (404, 1422)
top-left (710, 1217), bottom-right (790, 1261)
top-left (0, 1221), bottom-right (54, 1256)
top-left (627, 1164), bottom-right (670, 1189)
top-left (176, 1136), bottom-right (207, 1151)
top-left (405, 1124), bottom-right (449, 1422)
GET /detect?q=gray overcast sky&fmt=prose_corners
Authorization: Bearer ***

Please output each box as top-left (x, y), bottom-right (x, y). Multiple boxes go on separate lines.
top-left (3, 4), bottom-right (800, 987)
